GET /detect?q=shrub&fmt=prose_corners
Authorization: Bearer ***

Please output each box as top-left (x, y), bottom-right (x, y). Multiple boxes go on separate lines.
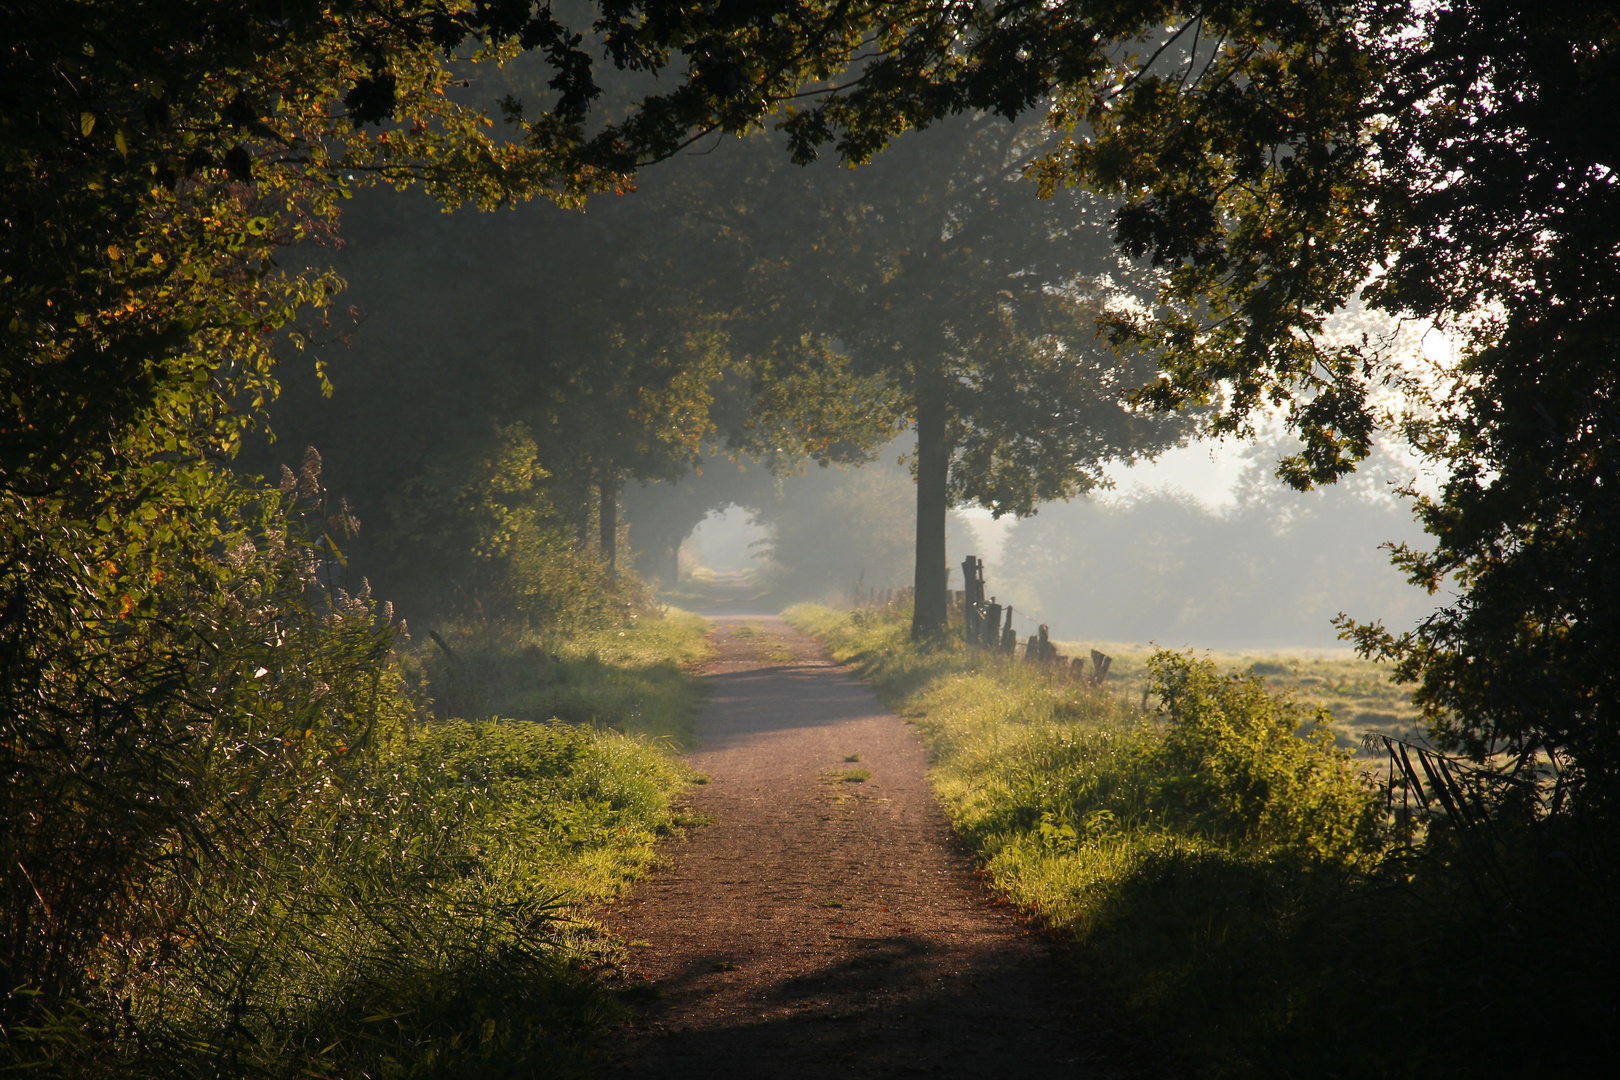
top-left (384, 423), bottom-right (648, 631)
top-left (3, 453), bottom-right (697, 1078)
top-left (1146, 651), bottom-right (1380, 865)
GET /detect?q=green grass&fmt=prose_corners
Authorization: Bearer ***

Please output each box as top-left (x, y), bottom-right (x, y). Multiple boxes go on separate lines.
top-left (155, 718), bottom-right (692, 1080)
top-left (406, 607), bottom-right (713, 747)
top-left (787, 603), bottom-right (1390, 1076)
top-left (789, 604), bottom-right (1620, 1078)
top-left (28, 608), bottom-right (718, 1080)
top-left (1049, 638), bottom-right (1426, 752)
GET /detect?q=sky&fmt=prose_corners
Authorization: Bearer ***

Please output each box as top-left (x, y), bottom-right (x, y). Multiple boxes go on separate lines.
top-left (959, 434), bottom-right (1251, 564)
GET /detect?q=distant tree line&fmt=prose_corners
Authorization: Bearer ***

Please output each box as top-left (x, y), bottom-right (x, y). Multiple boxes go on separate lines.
top-left (1002, 444), bottom-right (1436, 649)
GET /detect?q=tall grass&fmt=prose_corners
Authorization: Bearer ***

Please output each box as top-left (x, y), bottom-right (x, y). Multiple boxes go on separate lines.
top-left (789, 604), bottom-right (1616, 1077)
top-left (128, 719), bottom-right (687, 1080)
top-left (405, 607), bottom-right (712, 746)
top-left (5, 601), bottom-right (710, 1080)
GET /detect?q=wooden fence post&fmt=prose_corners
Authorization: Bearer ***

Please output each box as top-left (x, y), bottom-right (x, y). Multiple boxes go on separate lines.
top-left (960, 555), bottom-right (986, 644)
top-left (1037, 624), bottom-right (1056, 663)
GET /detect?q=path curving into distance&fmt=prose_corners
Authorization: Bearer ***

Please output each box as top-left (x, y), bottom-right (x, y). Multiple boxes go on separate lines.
top-left (600, 611), bottom-right (1166, 1079)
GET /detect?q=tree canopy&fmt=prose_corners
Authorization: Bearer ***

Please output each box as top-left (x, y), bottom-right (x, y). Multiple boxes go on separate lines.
top-left (724, 114), bottom-right (1193, 637)
top-left (522, 0), bottom-right (1620, 815)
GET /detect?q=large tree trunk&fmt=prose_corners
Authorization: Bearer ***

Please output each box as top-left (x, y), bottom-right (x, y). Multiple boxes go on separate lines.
top-left (599, 465), bottom-right (619, 572)
top-left (911, 377), bottom-right (950, 640)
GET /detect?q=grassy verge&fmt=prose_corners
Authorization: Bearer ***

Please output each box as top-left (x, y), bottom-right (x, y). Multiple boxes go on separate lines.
top-left (407, 607), bottom-right (713, 746)
top-left (28, 610), bottom-right (715, 1080)
top-left (792, 604), bottom-right (1620, 1076)
top-left (788, 603), bottom-right (1396, 1076)
top-left (1045, 638), bottom-right (1427, 752)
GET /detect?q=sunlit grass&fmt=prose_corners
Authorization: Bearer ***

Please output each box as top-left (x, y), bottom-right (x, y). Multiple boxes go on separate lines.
top-left (1049, 638), bottom-right (1425, 751)
top-left (786, 603), bottom-right (1388, 1076)
top-left (405, 607), bottom-right (714, 747)
top-left (94, 609), bottom-right (716, 1079)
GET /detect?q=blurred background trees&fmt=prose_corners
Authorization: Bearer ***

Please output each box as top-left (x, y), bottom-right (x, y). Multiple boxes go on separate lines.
top-left (998, 440), bottom-right (1434, 649)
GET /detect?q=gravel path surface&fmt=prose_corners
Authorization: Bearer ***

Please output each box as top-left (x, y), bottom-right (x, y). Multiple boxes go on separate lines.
top-left (599, 612), bottom-right (1160, 1079)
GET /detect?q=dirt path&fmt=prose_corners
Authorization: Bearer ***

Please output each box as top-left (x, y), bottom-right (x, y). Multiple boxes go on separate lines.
top-left (600, 614), bottom-right (1157, 1079)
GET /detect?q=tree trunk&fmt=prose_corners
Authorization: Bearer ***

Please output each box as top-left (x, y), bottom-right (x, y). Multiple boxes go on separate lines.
top-left (911, 377), bottom-right (950, 640)
top-left (574, 490), bottom-right (592, 550)
top-left (599, 466), bottom-right (619, 573)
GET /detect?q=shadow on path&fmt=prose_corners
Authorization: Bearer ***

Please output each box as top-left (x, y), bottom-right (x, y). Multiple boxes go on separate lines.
top-left (601, 617), bottom-right (1170, 1079)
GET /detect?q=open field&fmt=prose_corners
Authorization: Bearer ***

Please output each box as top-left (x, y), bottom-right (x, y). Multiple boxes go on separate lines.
top-left (1049, 639), bottom-right (1427, 753)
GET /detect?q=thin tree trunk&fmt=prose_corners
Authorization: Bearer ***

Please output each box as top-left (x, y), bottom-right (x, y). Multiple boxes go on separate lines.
top-left (574, 482), bottom-right (593, 550)
top-left (911, 376), bottom-right (950, 640)
top-left (599, 465), bottom-right (619, 572)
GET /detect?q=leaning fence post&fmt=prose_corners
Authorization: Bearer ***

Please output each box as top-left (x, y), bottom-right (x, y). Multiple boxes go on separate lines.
top-left (1089, 649), bottom-right (1113, 686)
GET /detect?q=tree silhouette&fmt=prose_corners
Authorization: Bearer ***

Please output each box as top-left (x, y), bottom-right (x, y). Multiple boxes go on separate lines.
top-left (713, 116), bottom-right (1192, 637)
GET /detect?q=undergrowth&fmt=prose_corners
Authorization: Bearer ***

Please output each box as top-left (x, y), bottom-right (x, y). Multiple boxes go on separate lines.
top-left (7, 608), bottom-right (710, 1080)
top-left (788, 603), bottom-right (1615, 1078)
top-left (407, 607), bottom-right (713, 746)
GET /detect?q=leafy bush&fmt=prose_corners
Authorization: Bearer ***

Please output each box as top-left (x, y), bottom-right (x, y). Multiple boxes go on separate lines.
top-left (3, 453), bottom-right (701, 1078)
top-left (3, 452), bottom-right (410, 1052)
top-left (1147, 651), bottom-right (1379, 865)
top-left (384, 423), bottom-right (649, 630)
top-left (787, 603), bottom-right (1386, 1073)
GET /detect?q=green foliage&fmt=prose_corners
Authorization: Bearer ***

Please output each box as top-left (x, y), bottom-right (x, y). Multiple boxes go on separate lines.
top-left (385, 422), bottom-right (646, 627)
top-left (405, 609), bottom-right (712, 746)
top-left (736, 114), bottom-right (1191, 634)
top-left (7, 715), bottom-right (687, 1080)
top-left (792, 604), bottom-right (1377, 868)
top-left (2, 436), bottom-right (705, 1076)
top-left (1040, 639), bottom-right (1427, 751)
top-left (1148, 652), bottom-right (1379, 865)
top-left (461, 0), bottom-right (1620, 858)
top-left (3, 0), bottom-right (633, 501)
top-left (793, 603), bottom-right (1620, 1075)
top-left (787, 605), bottom-right (1389, 1072)
top-left (2, 454), bottom-right (405, 1028)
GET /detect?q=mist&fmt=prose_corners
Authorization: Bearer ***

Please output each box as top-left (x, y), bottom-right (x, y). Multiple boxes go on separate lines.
top-left (983, 441), bottom-right (1438, 650)
top-left (235, 102), bottom-right (1441, 655)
